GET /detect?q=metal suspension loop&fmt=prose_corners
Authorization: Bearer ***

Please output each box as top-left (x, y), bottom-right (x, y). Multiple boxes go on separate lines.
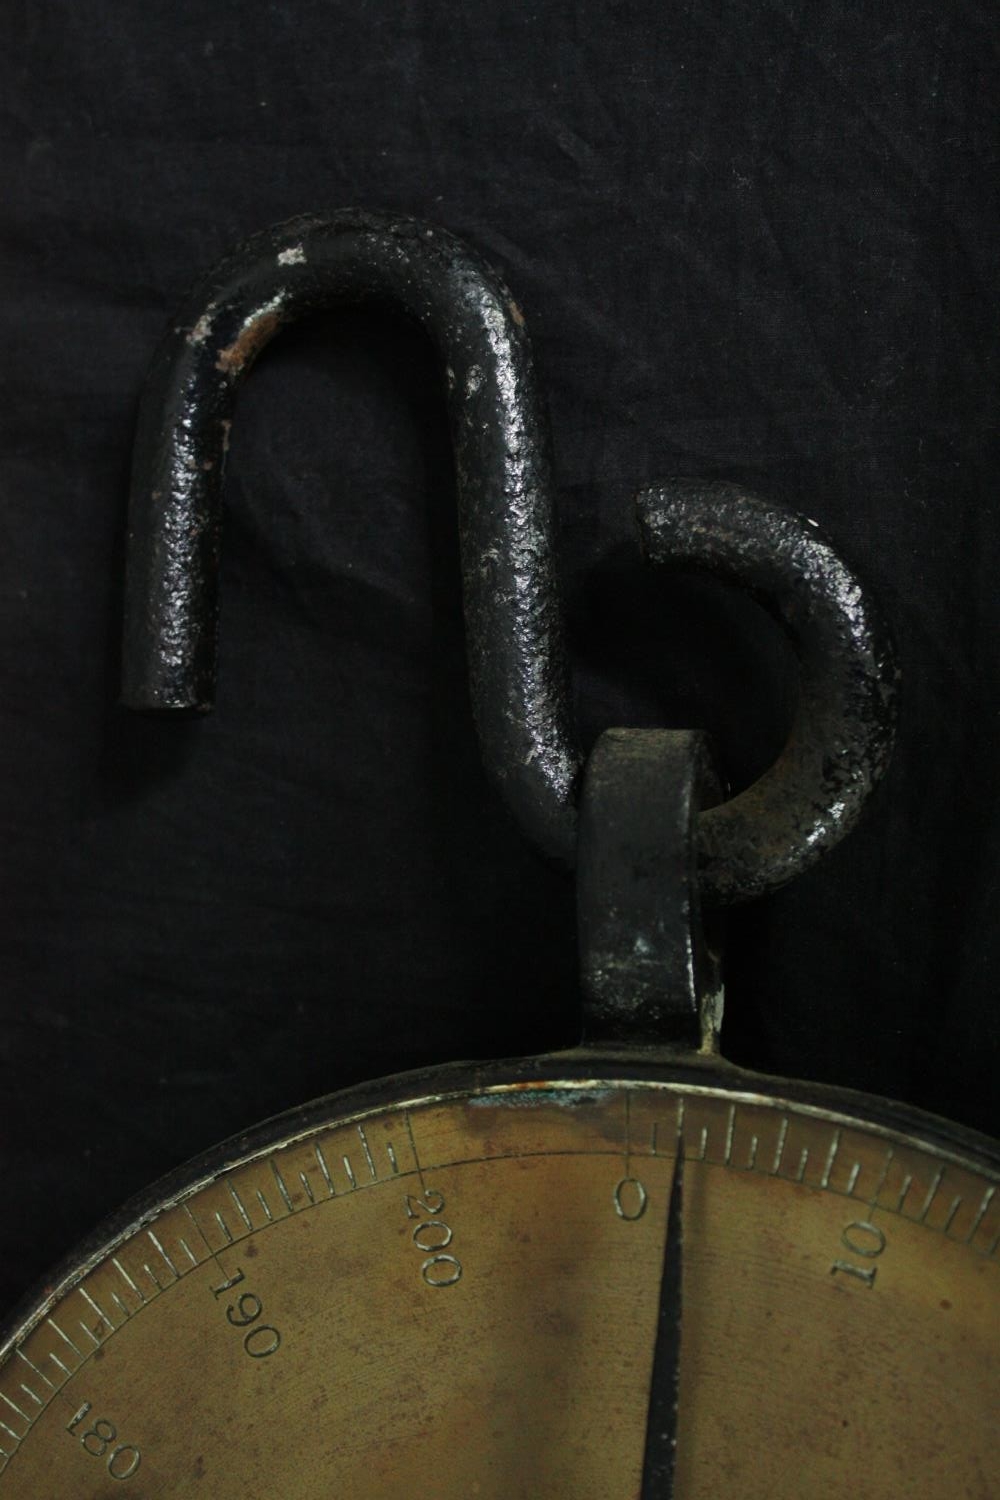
top-left (122, 210), bottom-right (581, 865)
top-left (637, 480), bottom-right (900, 905)
top-left (577, 728), bottom-right (723, 1049)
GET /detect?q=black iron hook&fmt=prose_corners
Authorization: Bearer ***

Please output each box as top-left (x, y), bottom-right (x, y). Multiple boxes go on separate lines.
top-left (123, 214), bottom-right (898, 903)
top-left (122, 210), bottom-right (580, 865)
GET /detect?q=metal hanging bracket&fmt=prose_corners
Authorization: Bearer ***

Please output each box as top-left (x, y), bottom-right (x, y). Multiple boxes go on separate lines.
top-left (577, 728), bottom-right (723, 1050)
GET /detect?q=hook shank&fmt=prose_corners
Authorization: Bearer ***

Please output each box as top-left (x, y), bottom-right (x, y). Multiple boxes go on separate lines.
top-left (122, 210), bottom-right (581, 864)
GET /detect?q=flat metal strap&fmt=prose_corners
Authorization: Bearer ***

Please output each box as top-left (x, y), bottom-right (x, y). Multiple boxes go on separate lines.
top-left (577, 728), bottom-right (723, 1049)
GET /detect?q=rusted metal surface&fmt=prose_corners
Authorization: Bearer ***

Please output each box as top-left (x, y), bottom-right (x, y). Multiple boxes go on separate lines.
top-left (637, 481), bottom-right (899, 904)
top-left (122, 210), bottom-right (580, 865)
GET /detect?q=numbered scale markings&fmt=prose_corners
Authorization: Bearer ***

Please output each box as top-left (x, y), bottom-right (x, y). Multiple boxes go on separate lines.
top-left (0, 1062), bottom-right (996, 1497)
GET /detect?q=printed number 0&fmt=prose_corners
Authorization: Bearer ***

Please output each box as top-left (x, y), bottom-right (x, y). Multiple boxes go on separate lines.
top-left (614, 1177), bottom-right (648, 1221)
top-left (422, 1253), bottom-right (462, 1287)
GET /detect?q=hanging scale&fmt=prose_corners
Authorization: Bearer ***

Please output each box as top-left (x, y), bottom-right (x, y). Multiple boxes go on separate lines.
top-left (0, 213), bottom-right (995, 1498)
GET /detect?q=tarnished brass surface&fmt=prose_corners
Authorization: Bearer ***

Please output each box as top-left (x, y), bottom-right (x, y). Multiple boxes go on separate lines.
top-left (1, 1068), bottom-right (996, 1496)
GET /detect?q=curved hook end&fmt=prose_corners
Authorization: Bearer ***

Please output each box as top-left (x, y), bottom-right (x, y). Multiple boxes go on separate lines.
top-left (635, 479), bottom-right (900, 903)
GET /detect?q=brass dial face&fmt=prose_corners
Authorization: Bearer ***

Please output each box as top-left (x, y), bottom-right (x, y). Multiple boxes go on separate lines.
top-left (0, 1056), bottom-right (996, 1497)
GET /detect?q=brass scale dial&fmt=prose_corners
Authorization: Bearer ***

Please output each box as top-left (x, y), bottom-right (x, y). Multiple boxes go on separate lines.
top-left (1, 214), bottom-right (995, 1497)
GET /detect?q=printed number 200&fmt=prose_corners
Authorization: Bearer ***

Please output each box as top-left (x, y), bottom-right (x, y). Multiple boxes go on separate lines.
top-left (404, 1189), bottom-right (462, 1287)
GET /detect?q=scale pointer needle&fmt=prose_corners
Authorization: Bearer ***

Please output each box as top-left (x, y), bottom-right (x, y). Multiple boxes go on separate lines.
top-left (639, 1142), bottom-right (685, 1499)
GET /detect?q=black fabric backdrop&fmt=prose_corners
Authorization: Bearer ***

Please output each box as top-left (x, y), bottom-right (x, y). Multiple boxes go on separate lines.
top-left (1, 2), bottom-right (997, 1313)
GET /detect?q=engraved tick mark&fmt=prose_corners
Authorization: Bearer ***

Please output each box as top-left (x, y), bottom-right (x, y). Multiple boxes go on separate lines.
top-left (142, 1262), bottom-right (164, 1293)
top-left (386, 1142), bottom-right (400, 1174)
top-left (15, 1356), bottom-right (53, 1398)
top-left (299, 1170), bottom-right (316, 1204)
top-left (942, 1195), bottom-right (963, 1234)
top-left (917, 1167), bottom-right (944, 1223)
top-left (966, 1186), bottom-right (995, 1243)
top-left (78, 1287), bottom-right (113, 1336)
top-left (357, 1125), bottom-right (377, 1181)
top-left (214, 1211), bottom-right (234, 1246)
top-left (147, 1230), bottom-right (179, 1278)
top-left (228, 1186), bottom-right (253, 1232)
top-left (772, 1117), bottom-right (789, 1175)
top-left (747, 1135), bottom-right (759, 1171)
top-left (0, 1393), bottom-right (28, 1427)
top-left (182, 1202), bottom-right (216, 1258)
top-left (821, 1129), bottom-right (841, 1189)
top-left (271, 1161), bottom-right (294, 1213)
top-left (342, 1155), bottom-right (358, 1189)
top-left (405, 1111), bottom-right (426, 1188)
top-left (18, 1383), bottom-right (42, 1409)
top-left (256, 1189), bottom-right (273, 1222)
top-left (869, 1148), bottom-right (894, 1210)
top-left (724, 1105), bottom-right (736, 1165)
top-left (846, 1160), bottom-right (862, 1194)
top-left (314, 1144), bottom-right (336, 1196)
top-left (112, 1258), bottom-right (147, 1304)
